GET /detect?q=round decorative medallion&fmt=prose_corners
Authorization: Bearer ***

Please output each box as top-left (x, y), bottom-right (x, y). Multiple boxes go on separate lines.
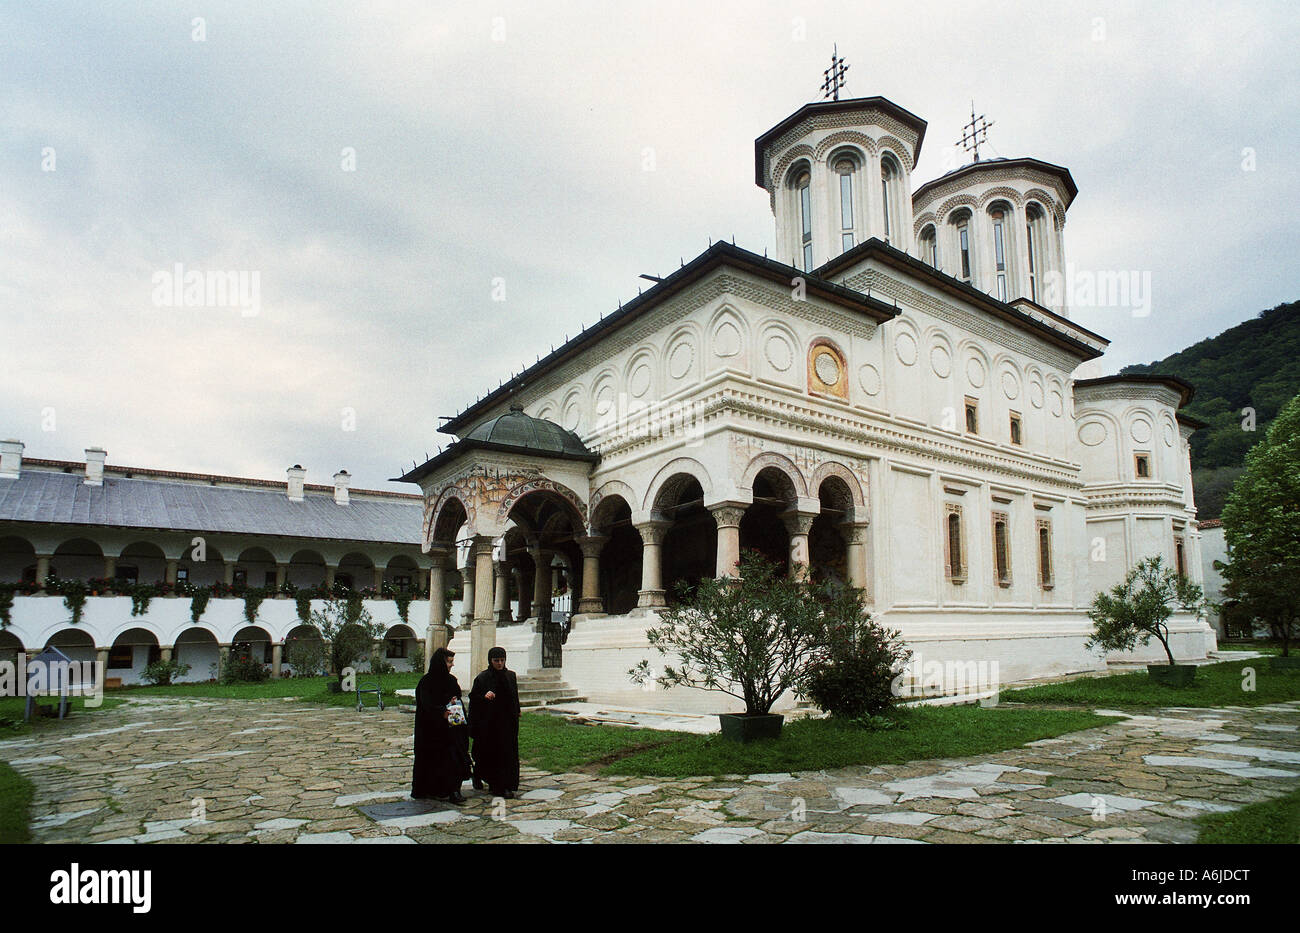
top-left (859, 364), bottom-right (882, 396)
top-left (1130, 418), bottom-right (1152, 444)
top-left (764, 334), bottom-right (793, 372)
top-left (629, 364), bottom-right (652, 398)
top-left (966, 356), bottom-right (987, 388)
top-left (668, 342), bottom-right (694, 380)
top-left (1001, 370), bottom-right (1020, 400)
top-left (714, 321), bottom-right (741, 357)
top-left (814, 350), bottom-right (840, 385)
top-left (895, 332), bottom-right (917, 366)
top-left (563, 402), bottom-right (581, 431)
top-left (930, 344), bottom-right (951, 378)
top-left (1029, 380), bottom-right (1045, 409)
top-left (594, 383), bottom-right (614, 417)
top-left (1163, 422), bottom-right (1176, 447)
top-left (1049, 390), bottom-right (1063, 417)
top-left (1079, 421), bottom-right (1107, 447)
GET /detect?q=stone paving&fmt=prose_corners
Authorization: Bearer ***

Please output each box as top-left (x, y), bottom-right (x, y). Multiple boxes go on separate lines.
top-left (3, 696), bottom-right (1298, 844)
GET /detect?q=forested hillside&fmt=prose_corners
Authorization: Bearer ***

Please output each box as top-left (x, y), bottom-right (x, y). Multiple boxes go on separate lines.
top-left (1120, 300), bottom-right (1300, 518)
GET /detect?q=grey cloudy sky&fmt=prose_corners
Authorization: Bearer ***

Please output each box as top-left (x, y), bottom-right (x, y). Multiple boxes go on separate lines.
top-left (2, 0), bottom-right (1296, 492)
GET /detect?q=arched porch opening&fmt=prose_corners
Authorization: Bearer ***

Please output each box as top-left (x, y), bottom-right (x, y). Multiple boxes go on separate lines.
top-left (591, 494), bottom-right (641, 614)
top-left (287, 549), bottom-right (327, 589)
top-left (231, 626), bottom-right (273, 665)
top-left (45, 629), bottom-right (96, 668)
top-left (234, 546), bottom-right (277, 591)
top-left (175, 627), bottom-right (219, 681)
top-left (740, 468), bottom-right (794, 576)
top-left (110, 626), bottom-right (161, 683)
top-left (0, 535), bottom-right (36, 583)
top-left (810, 476), bottom-right (854, 585)
top-left (54, 538), bottom-right (106, 582)
top-left (654, 476), bottom-right (716, 601)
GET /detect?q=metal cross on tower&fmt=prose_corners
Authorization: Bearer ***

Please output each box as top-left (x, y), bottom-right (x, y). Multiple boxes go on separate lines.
top-left (957, 101), bottom-right (995, 162)
top-left (821, 45), bottom-right (849, 101)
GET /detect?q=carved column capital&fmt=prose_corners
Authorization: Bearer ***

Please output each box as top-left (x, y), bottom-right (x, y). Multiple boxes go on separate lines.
top-left (780, 509), bottom-right (818, 537)
top-left (709, 504), bottom-right (748, 528)
top-left (635, 520), bottom-right (672, 547)
top-left (576, 534), bottom-right (610, 559)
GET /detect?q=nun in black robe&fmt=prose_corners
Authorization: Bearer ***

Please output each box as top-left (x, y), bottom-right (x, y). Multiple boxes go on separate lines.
top-left (468, 646), bottom-right (521, 797)
top-left (411, 646), bottom-right (472, 803)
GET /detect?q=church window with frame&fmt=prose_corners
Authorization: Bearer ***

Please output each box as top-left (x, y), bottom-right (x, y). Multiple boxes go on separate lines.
top-left (836, 158), bottom-right (856, 253)
top-left (991, 207), bottom-right (1010, 301)
top-left (1009, 411), bottom-right (1023, 446)
top-left (1174, 534), bottom-right (1187, 579)
top-left (951, 209), bottom-right (973, 283)
top-left (992, 511), bottom-right (1012, 587)
top-left (1026, 203), bottom-right (1049, 304)
top-left (880, 153), bottom-right (903, 245)
top-left (944, 505), bottom-right (967, 583)
top-left (964, 396), bottom-right (979, 434)
top-left (1037, 518), bottom-right (1054, 588)
top-left (798, 171), bottom-right (813, 272)
top-left (1134, 452), bottom-right (1151, 478)
top-left (919, 224), bottom-right (937, 267)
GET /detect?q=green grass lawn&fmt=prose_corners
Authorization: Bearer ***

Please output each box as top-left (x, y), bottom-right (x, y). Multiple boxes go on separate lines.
top-left (519, 705), bottom-right (1117, 777)
top-left (123, 673), bottom-right (423, 708)
top-left (0, 696), bottom-right (125, 737)
top-left (1001, 659), bottom-right (1300, 709)
top-left (0, 761), bottom-right (34, 844)
top-left (1196, 786), bottom-right (1300, 844)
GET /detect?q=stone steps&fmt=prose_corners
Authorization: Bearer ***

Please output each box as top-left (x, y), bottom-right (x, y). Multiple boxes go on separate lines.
top-left (517, 670), bottom-right (585, 707)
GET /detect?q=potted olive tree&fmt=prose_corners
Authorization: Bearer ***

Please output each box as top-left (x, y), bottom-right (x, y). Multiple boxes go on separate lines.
top-left (630, 551), bottom-right (832, 741)
top-left (1086, 555), bottom-right (1205, 685)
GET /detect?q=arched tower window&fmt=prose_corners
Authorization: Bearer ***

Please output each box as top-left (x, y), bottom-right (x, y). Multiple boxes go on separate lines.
top-left (1025, 203), bottom-right (1049, 304)
top-left (988, 201), bottom-right (1015, 302)
top-left (919, 224), bottom-right (937, 267)
top-left (836, 158), bottom-right (856, 254)
top-left (797, 171), bottom-right (813, 272)
top-left (880, 153), bottom-right (903, 245)
top-left (950, 208), bottom-right (973, 284)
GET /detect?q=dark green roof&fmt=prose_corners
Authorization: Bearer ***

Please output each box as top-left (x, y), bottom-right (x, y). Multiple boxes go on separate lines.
top-left (464, 405), bottom-right (592, 457)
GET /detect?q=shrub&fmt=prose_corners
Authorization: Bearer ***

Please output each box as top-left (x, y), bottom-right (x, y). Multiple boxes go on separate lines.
top-left (142, 658), bottom-right (192, 686)
top-left (308, 599), bottom-right (384, 685)
top-left (803, 609), bottom-right (911, 719)
top-left (409, 641), bottom-right (425, 674)
top-left (220, 653), bottom-right (270, 684)
top-left (368, 655), bottom-right (396, 676)
top-left (189, 589), bottom-right (211, 625)
top-left (286, 639), bottom-right (327, 677)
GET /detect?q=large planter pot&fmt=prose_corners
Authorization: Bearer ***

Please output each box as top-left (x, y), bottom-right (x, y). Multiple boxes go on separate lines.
top-left (1147, 664), bottom-right (1196, 686)
top-left (718, 712), bottom-right (784, 743)
top-left (1269, 655), bottom-right (1300, 670)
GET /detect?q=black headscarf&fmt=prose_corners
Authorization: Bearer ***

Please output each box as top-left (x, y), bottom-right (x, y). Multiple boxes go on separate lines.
top-left (425, 647), bottom-right (457, 700)
top-left (484, 646), bottom-right (517, 701)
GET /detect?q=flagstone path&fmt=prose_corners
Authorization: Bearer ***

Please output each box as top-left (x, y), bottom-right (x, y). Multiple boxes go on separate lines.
top-left (4, 696), bottom-right (1297, 844)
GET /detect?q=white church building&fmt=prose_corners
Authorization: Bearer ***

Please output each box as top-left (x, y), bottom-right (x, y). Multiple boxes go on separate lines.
top-left (403, 90), bottom-right (1214, 708)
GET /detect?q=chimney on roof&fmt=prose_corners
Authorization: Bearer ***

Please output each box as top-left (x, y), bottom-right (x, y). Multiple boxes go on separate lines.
top-left (0, 440), bottom-right (23, 479)
top-left (333, 470), bottom-right (351, 505)
top-left (84, 447), bottom-right (107, 486)
top-left (287, 464), bottom-right (306, 501)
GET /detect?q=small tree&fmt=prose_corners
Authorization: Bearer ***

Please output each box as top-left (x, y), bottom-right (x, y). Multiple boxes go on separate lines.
top-left (309, 598), bottom-right (384, 685)
top-left (285, 638), bottom-right (327, 677)
top-left (630, 552), bottom-right (833, 714)
top-left (1086, 555), bottom-right (1204, 665)
top-left (1219, 392), bottom-right (1300, 656)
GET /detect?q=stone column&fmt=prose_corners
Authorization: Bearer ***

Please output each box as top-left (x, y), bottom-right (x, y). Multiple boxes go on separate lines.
top-left (271, 643), bottom-right (282, 678)
top-left (515, 564), bottom-right (532, 622)
top-left (324, 564), bottom-right (336, 589)
top-left (104, 556), bottom-right (117, 579)
top-left (160, 646), bottom-right (173, 663)
top-left (635, 520), bottom-right (671, 608)
top-left (373, 566), bottom-right (385, 592)
top-left (274, 562), bottom-right (287, 595)
top-left (224, 561), bottom-right (235, 586)
top-left (843, 521), bottom-right (870, 593)
top-left (166, 559), bottom-right (179, 587)
top-left (218, 644), bottom-right (231, 680)
top-left (710, 505), bottom-right (747, 578)
top-left (576, 534), bottom-right (608, 615)
top-left (494, 558), bottom-right (512, 625)
top-left (426, 547), bottom-right (450, 666)
top-left (782, 510), bottom-right (818, 581)
top-left (470, 536), bottom-right (497, 678)
top-left (460, 566), bottom-right (475, 628)
top-left (35, 554), bottom-right (50, 592)
top-left (95, 647), bottom-right (109, 683)
top-left (529, 542), bottom-right (553, 624)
